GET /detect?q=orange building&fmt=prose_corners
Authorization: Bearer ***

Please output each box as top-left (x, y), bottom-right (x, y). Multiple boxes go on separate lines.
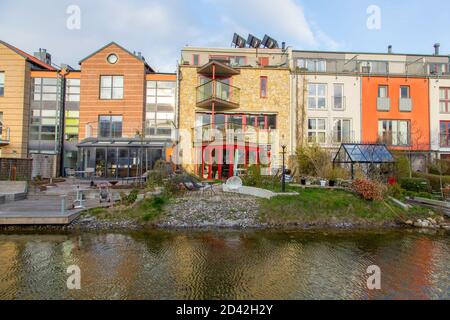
top-left (361, 76), bottom-right (430, 151)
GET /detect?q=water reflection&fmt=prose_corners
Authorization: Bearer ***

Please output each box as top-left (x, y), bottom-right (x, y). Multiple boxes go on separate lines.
top-left (0, 230), bottom-right (448, 300)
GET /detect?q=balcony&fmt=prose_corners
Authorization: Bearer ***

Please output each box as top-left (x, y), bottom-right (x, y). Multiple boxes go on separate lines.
top-left (0, 126), bottom-right (10, 146)
top-left (377, 97), bottom-right (391, 111)
top-left (196, 80), bottom-right (240, 110)
top-left (399, 98), bottom-right (412, 112)
top-left (197, 60), bottom-right (240, 77)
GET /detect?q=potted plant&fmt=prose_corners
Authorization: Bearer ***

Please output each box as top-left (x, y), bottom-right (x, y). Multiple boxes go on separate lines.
top-left (328, 167), bottom-right (339, 187)
top-left (320, 179), bottom-right (328, 187)
top-left (300, 177), bottom-right (307, 185)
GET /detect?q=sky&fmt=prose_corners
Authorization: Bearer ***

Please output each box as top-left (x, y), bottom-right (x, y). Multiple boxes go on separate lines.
top-left (0, 0), bottom-right (449, 72)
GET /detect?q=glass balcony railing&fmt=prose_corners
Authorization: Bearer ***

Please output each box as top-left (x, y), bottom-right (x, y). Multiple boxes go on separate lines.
top-left (193, 123), bottom-right (275, 144)
top-left (196, 80), bottom-right (240, 108)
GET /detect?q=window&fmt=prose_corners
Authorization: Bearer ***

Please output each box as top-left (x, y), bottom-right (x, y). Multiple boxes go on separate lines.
top-left (107, 54), bottom-right (118, 64)
top-left (440, 121), bottom-right (450, 147)
top-left (193, 54), bottom-right (200, 66)
top-left (66, 78), bottom-right (80, 102)
top-left (308, 84), bottom-right (327, 110)
top-left (440, 88), bottom-right (450, 113)
top-left (145, 81), bottom-right (175, 136)
top-left (230, 56), bottom-right (246, 66)
top-left (308, 118), bottom-right (327, 144)
top-left (259, 57), bottom-right (269, 67)
top-left (378, 120), bottom-right (410, 146)
top-left (0, 72), bottom-right (4, 96)
top-left (99, 115), bottom-right (122, 138)
top-left (333, 84), bottom-right (344, 110)
top-left (378, 85), bottom-right (388, 98)
top-left (298, 59), bottom-right (326, 72)
top-left (260, 77), bottom-right (268, 98)
top-left (0, 112), bottom-right (3, 137)
top-left (100, 76), bottom-right (123, 99)
top-left (333, 119), bottom-right (351, 143)
top-left (400, 86), bottom-right (410, 99)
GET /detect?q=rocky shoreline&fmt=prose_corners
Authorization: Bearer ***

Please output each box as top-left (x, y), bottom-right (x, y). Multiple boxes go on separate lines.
top-left (1, 191), bottom-right (449, 233)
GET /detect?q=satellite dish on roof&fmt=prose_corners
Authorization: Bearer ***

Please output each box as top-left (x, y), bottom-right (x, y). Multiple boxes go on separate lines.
top-left (262, 35), bottom-right (279, 49)
top-left (232, 33), bottom-right (246, 48)
top-left (247, 34), bottom-right (261, 49)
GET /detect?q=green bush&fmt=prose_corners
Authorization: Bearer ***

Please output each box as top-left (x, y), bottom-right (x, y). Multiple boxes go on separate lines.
top-left (413, 172), bottom-right (450, 191)
top-left (296, 144), bottom-right (331, 178)
top-left (125, 189), bottom-right (139, 205)
top-left (394, 156), bottom-right (411, 179)
top-left (399, 178), bottom-right (431, 193)
top-left (387, 183), bottom-right (404, 199)
top-left (242, 165), bottom-right (263, 187)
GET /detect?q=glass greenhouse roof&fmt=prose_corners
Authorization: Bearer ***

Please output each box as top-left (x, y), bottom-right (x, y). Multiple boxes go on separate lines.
top-left (333, 144), bottom-right (394, 164)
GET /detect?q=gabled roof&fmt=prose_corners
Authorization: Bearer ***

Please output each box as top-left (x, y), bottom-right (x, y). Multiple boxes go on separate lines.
top-left (79, 41), bottom-right (155, 73)
top-left (0, 40), bottom-right (57, 71)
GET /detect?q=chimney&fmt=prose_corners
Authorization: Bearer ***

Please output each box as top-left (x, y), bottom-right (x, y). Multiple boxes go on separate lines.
top-left (388, 45), bottom-right (393, 54)
top-left (33, 48), bottom-right (52, 65)
top-left (434, 43), bottom-right (441, 55)
top-left (282, 42), bottom-right (286, 50)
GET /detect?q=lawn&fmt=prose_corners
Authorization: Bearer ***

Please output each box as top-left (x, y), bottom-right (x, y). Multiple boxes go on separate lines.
top-left (258, 187), bottom-right (433, 226)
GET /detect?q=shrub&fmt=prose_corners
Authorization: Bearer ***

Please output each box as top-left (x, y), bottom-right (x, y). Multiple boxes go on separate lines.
top-left (394, 155), bottom-right (411, 179)
top-left (125, 189), bottom-right (139, 205)
top-left (296, 144), bottom-right (331, 178)
top-left (242, 165), bottom-right (263, 187)
top-left (387, 183), bottom-right (404, 199)
top-left (399, 177), bottom-right (431, 193)
top-left (352, 179), bottom-right (386, 201)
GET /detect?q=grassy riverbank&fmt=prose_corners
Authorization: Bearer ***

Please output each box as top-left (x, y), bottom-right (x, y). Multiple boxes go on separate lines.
top-left (258, 187), bottom-right (434, 227)
top-left (76, 186), bottom-right (447, 231)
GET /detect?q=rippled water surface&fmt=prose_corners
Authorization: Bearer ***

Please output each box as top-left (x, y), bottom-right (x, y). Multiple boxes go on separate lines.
top-left (0, 230), bottom-right (448, 300)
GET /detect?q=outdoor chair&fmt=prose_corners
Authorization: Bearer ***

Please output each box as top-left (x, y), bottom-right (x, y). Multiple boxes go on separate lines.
top-left (182, 176), bottom-right (215, 195)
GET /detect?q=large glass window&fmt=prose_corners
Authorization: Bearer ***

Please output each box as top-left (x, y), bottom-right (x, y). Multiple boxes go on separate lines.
top-left (333, 119), bottom-right (351, 143)
top-left (99, 115), bottom-right (122, 138)
top-left (100, 76), bottom-right (123, 99)
top-left (66, 78), bottom-right (80, 102)
top-left (145, 80), bottom-right (175, 136)
top-left (0, 72), bottom-right (4, 96)
top-left (440, 88), bottom-right (450, 113)
top-left (378, 120), bottom-right (410, 146)
top-left (308, 118), bottom-right (326, 144)
top-left (308, 84), bottom-right (327, 110)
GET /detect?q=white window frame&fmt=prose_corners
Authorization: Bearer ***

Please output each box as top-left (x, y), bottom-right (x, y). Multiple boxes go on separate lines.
top-left (308, 118), bottom-right (327, 144)
top-left (307, 83), bottom-right (327, 110)
top-left (100, 75), bottom-right (124, 100)
top-left (333, 118), bottom-right (352, 143)
top-left (400, 86), bottom-right (410, 99)
top-left (333, 83), bottom-right (344, 110)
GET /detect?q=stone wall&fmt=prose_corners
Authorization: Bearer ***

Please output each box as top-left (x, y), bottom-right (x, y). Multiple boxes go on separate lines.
top-left (0, 158), bottom-right (32, 181)
top-left (178, 66), bottom-right (292, 174)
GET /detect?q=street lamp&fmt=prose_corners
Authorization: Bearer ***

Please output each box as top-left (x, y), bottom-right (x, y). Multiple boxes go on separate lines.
top-left (281, 144), bottom-right (287, 193)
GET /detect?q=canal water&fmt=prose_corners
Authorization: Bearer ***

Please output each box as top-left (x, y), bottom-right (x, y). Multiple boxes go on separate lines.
top-left (0, 230), bottom-right (448, 300)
